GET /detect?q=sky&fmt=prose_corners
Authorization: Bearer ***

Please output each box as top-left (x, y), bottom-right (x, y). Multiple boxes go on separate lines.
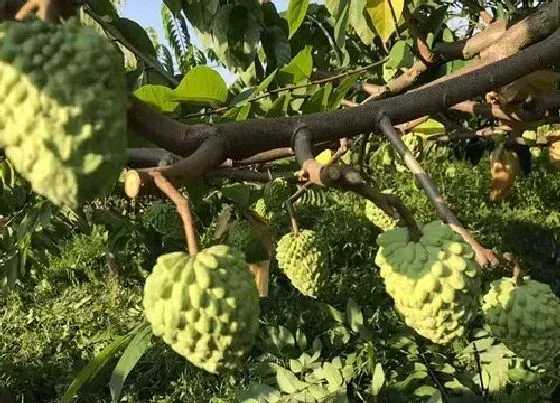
top-left (120, 1), bottom-right (291, 84)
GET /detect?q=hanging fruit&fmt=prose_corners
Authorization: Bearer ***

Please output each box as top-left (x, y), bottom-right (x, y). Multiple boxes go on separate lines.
top-left (489, 144), bottom-right (520, 202)
top-left (548, 139), bottom-right (560, 168)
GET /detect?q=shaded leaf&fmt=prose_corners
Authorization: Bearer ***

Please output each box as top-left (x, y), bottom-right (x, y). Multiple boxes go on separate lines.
top-left (60, 334), bottom-right (134, 403)
top-left (346, 298), bottom-right (363, 333)
top-left (371, 363), bottom-right (385, 396)
top-left (277, 46), bottom-right (313, 84)
top-left (109, 323), bottom-right (153, 402)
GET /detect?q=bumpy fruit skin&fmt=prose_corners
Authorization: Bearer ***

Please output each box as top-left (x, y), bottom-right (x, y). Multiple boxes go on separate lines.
top-left (143, 201), bottom-right (183, 236)
top-left (143, 246), bottom-right (260, 373)
top-left (276, 230), bottom-right (327, 297)
top-left (263, 178), bottom-right (293, 212)
top-left (375, 221), bottom-right (481, 344)
top-left (365, 200), bottom-right (397, 231)
top-left (0, 18), bottom-right (127, 208)
top-left (226, 220), bottom-right (268, 263)
top-left (482, 277), bottom-right (560, 363)
top-left (253, 198), bottom-right (268, 218)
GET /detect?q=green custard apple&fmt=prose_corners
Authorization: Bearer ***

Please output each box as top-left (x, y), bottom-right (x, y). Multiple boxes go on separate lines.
top-left (143, 245), bottom-right (260, 373)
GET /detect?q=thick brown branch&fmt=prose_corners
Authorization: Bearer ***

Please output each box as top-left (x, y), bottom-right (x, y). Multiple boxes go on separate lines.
top-left (434, 19), bottom-right (508, 60)
top-left (127, 29), bottom-right (560, 192)
top-left (125, 136), bottom-right (226, 198)
top-left (151, 171), bottom-right (199, 256)
top-left (127, 96), bottom-right (205, 157)
top-left (127, 148), bottom-right (182, 167)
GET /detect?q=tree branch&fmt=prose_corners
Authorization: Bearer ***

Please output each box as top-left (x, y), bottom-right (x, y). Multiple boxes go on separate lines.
top-left (127, 28), bottom-right (560, 170)
top-left (377, 113), bottom-right (498, 268)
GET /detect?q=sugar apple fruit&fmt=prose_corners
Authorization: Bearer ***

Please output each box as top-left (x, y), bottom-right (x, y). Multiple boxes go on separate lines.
top-left (142, 201), bottom-right (183, 238)
top-left (365, 200), bottom-right (397, 231)
top-left (481, 276), bottom-right (560, 363)
top-left (375, 220), bottom-right (481, 344)
top-left (276, 230), bottom-right (327, 297)
top-left (226, 220), bottom-right (268, 263)
top-left (263, 178), bottom-right (293, 212)
top-left (143, 245), bottom-right (260, 373)
top-left (0, 18), bottom-right (127, 208)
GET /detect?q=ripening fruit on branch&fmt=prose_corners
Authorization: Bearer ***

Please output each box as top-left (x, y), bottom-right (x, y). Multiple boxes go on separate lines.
top-left (0, 17), bottom-right (127, 208)
top-left (143, 246), bottom-right (260, 373)
top-left (263, 178), bottom-right (294, 212)
top-left (375, 221), bottom-right (481, 344)
top-left (548, 140), bottom-right (560, 169)
top-left (489, 146), bottom-right (519, 202)
top-left (276, 230), bottom-right (328, 297)
top-left (481, 276), bottom-right (560, 364)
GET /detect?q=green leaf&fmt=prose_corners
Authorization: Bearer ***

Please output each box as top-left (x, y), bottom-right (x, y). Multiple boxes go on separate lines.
top-left (349, 0), bottom-right (375, 45)
top-left (296, 328), bottom-right (307, 351)
top-left (427, 390), bottom-right (444, 403)
top-left (87, 0), bottom-right (118, 20)
top-left (323, 362), bottom-right (343, 387)
top-left (276, 367), bottom-right (308, 394)
top-left (333, 1), bottom-right (350, 48)
top-left (302, 84), bottom-right (333, 114)
top-left (237, 382), bottom-right (281, 403)
top-left (171, 66), bottom-right (228, 105)
top-left (410, 118), bottom-right (446, 138)
top-left (134, 85), bottom-right (179, 112)
top-left (109, 323), bottom-right (153, 403)
top-left (371, 363), bottom-right (385, 396)
top-left (277, 46), bottom-right (313, 84)
top-left (221, 183), bottom-right (252, 208)
top-left (290, 359), bottom-right (304, 373)
top-left (366, 0), bottom-right (405, 43)
top-left (60, 334), bottom-right (134, 403)
top-left (110, 18), bottom-right (157, 56)
top-left (163, 0), bottom-right (182, 15)
top-left (287, 0), bottom-right (309, 38)
top-left (329, 73), bottom-right (359, 109)
top-left (346, 298), bottom-right (363, 333)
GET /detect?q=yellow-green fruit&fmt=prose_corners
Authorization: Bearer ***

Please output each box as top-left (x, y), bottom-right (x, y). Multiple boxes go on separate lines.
top-left (253, 198), bottom-right (268, 218)
top-left (375, 221), bottom-right (481, 344)
top-left (263, 178), bottom-right (293, 212)
top-left (0, 18), bottom-right (127, 208)
top-left (276, 230), bottom-right (327, 297)
top-left (481, 277), bottom-right (560, 363)
top-left (226, 220), bottom-right (268, 263)
top-left (365, 200), bottom-right (397, 231)
top-left (143, 246), bottom-right (260, 373)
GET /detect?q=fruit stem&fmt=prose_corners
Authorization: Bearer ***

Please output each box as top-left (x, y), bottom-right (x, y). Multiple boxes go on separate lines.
top-left (283, 200), bottom-right (299, 235)
top-left (151, 171), bottom-right (200, 256)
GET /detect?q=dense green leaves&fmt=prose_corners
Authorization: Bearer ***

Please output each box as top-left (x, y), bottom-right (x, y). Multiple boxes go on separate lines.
top-left (109, 323), bottom-right (153, 403)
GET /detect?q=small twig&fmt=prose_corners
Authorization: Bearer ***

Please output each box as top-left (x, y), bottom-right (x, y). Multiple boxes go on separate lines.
top-left (283, 200), bottom-right (299, 235)
top-left (307, 14), bottom-right (342, 66)
top-left (419, 351), bottom-right (450, 402)
top-left (472, 342), bottom-right (487, 401)
top-left (377, 113), bottom-right (498, 268)
top-left (358, 133), bottom-right (371, 174)
top-left (151, 171), bottom-right (199, 256)
top-left (83, 4), bottom-right (179, 87)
